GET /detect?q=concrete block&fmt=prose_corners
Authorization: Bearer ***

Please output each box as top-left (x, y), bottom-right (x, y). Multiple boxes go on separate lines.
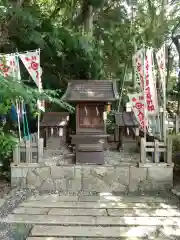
top-left (35, 167), bottom-right (51, 180)
top-left (11, 177), bottom-right (26, 188)
top-left (66, 179), bottom-right (81, 191)
top-left (129, 166), bottom-right (147, 192)
top-left (147, 167), bottom-right (173, 182)
top-left (26, 170), bottom-right (43, 188)
top-left (40, 178), bottom-right (56, 192)
top-left (51, 166), bottom-right (74, 180)
top-left (11, 167), bottom-right (22, 178)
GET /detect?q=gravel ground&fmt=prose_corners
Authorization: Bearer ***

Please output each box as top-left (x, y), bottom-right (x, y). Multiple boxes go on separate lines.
top-left (0, 180), bottom-right (11, 198)
top-left (0, 188), bottom-right (37, 240)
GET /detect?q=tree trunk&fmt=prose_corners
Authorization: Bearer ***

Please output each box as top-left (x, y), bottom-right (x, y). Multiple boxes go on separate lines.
top-left (172, 35), bottom-right (180, 115)
top-left (82, 1), bottom-right (93, 35)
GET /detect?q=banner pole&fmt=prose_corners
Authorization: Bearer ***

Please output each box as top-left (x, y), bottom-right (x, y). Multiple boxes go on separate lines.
top-left (37, 49), bottom-right (41, 160)
top-left (163, 44), bottom-right (167, 144)
top-left (143, 47), bottom-right (147, 143)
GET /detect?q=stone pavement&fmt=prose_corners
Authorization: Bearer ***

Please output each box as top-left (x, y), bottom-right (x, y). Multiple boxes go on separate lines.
top-left (1, 192), bottom-right (180, 239)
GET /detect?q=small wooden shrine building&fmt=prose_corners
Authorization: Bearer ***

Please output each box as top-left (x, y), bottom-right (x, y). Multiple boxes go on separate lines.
top-left (40, 112), bottom-right (69, 149)
top-left (62, 80), bottom-right (119, 164)
top-left (115, 112), bottom-right (139, 150)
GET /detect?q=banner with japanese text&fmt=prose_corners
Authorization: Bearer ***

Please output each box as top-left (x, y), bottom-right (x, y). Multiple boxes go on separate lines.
top-left (19, 51), bottom-right (40, 88)
top-left (134, 48), bottom-right (158, 115)
top-left (19, 50), bottom-right (45, 112)
top-left (156, 44), bottom-right (166, 93)
top-left (128, 92), bottom-right (148, 130)
top-left (0, 55), bottom-right (20, 80)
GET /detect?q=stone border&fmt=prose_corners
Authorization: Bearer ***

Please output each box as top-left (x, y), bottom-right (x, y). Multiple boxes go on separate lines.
top-left (11, 163), bottom-right (174, 193)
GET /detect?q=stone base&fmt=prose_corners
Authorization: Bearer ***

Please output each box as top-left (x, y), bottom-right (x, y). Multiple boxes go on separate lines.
top-left (11, 163), bottom-right (174, 193)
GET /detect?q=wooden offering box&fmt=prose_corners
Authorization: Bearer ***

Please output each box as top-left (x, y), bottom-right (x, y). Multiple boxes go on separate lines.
top-left (62, 80), bottom-right (119, 164)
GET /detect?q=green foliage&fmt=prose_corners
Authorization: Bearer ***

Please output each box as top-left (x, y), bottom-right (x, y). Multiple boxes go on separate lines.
top-left (0, 131), bottom-right (17, 158)
top-left (171, 134), bottom-right (180, 164)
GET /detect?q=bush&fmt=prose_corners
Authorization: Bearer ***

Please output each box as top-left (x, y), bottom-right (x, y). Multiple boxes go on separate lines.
top-left (171, 134), bottom-right (180, 166)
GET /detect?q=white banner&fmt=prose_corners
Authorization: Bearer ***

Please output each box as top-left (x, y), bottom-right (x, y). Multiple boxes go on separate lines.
top-left (0, 55), bottom-right (21, 80)
top-left (128, 92), bottom-right (148, 130)
top-left (156, 44), bottom-right (166, 92)
top-left (19, 50), bottom-right (45, 112)
top-left (134, 48), bottom-right (158, 115)
top-left (19, 51), bottom-right (41, 88)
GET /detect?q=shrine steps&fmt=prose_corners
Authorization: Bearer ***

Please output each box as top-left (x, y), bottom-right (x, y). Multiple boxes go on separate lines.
top-left (2, 192), bottom-right (180, 239)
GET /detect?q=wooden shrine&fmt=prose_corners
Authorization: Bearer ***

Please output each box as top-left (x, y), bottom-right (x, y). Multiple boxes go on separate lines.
top-left (62, 80), bottom-right (119, 164)
top-left (115, 112), bottom-right (139, 150)
top-left (40, 112), bottom-right (69, 148)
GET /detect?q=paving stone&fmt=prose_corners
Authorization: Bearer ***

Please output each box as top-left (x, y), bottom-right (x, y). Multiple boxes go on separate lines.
top-left (73, 238), bottom-right (175, 240)
top-left (48, 208), bottom-right (107, 216)
top-left (0, 198), bottom-right (5, 207)
top-left (107, 208), bottom-right (180, 217)
top-left (4, 214), bottom-right (96, 225)
top-left (5, 214), bottom-right (180, 226)
top-left (20, 200), bottom-right (178, 209)
top-left (12, 207), bottom-right (50, 215)
top-left (28, 195), bottom-right (78, 202)
top-left (95, 216), bottom-right (180, 226)
top-left (31, 225), bottom-right (180, 237)
top-left (27, 238), bottom-right (73, 240)
top-left (78, 195), bottom-right (168, 203)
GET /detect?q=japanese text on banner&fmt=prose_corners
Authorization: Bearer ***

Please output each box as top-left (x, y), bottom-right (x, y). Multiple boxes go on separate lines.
top-left (134, 49), bottom-right (157, 115)
top-left (0, 55), bottom-right (20, 80)
top-left (19, 51), bottom-right (41, 88)
top-left (156, 45), bottom-right (166, 92)
top-left (128, 93), bottom-right (148, 130)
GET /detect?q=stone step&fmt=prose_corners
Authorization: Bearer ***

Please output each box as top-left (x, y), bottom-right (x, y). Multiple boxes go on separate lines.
top-left (13, 207), bottom-right (107, 216)
top-left (26, 238), bottom-right (175, 240)
top-left (12, 207), bottom-right (50, 215)
top-left (28, 195), bottom-right (78, 202)
top-left (107, 208), bottom-right (180, 217)
top-left (20, 201), bottom-right (178, 209)
top-left (27, 238), bottom-right (73, 240)
top-left (78, 195), bottom-right (171, 203)
top-left (30, 225), bottom-right (180, 238)
top-left (4, 214), bottom-right (180, 226)
top-left (28, 194), bottom-right (170, 203)
top-left (11, 206), bottom-right (180, 217)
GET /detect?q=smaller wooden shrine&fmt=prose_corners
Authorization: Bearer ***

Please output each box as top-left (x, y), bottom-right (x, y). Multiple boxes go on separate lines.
top-left (115, 112), bottom-right (139, 150)
top-left (62, 80), bottom-right (119, 164)
top-left (40, 112), bottom-right (69, 148)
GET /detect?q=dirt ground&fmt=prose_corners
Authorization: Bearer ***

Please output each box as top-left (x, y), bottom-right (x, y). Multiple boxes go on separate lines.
top-left (0, 179), bottom-right (11, 198)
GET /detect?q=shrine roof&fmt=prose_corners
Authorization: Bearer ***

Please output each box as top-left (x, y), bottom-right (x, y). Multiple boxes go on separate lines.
top-left (115, 112), bottom-right (139, 127)
top-left (61, 80), bottom-right (119, 102)
top-left (40, 112), bottom-right (69, 127)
